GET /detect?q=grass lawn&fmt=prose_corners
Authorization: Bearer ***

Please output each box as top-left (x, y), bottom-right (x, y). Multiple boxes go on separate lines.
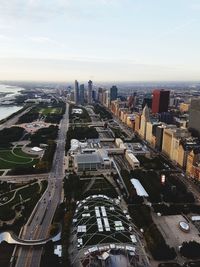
top-left (0, 148), bottom-right (38, 169)
top-left (39, 107), bottom-right (62, 115)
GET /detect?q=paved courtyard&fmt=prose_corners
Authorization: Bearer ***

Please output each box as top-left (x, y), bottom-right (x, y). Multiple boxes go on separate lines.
top-left (154, 214), bottom-right (200, 248)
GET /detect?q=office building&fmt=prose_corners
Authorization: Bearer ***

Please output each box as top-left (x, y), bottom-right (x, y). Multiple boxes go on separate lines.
top-left (152, 89), bottom-right (170, 113)
top-left (88, 80), bottom-right (93, 104)
top-left (142, 93), bottom-right (152, 109)
top-left (178, 138), bottom-right (200, 169)
top-left (159, 112), bottom-right (174, 124)
top-left (146, 121), bottom-right (161, 146)
top-left (139, 105), bottom-right (150, 139)
top-left (186, 148), bottom-right (200, 179)
top-left (74, 80), bottom-right (79, 104)
top-left (188, 98), bottom-right (200, 136)
top-left (180, 103), bottom-right (190, 113)
top-left (110, 85), bottom-right (118, 102)
top-left (79, 84), bottom-right (85, 105)
top-left (155, 125), bottom-right (165, 151)
top-left (73, 149), bottom-right (111, 172)
top-left (134, 113), bottom-right (141, 133)
top-left (162, 127), bottom-right (191, 161)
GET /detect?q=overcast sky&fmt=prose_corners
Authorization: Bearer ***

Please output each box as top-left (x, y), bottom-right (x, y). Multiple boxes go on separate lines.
top-left (0, 0), bottom-right (200, 82)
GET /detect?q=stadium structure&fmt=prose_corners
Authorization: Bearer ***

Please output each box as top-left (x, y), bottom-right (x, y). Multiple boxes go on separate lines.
top-left (69, 195), bottom-right (150, 267)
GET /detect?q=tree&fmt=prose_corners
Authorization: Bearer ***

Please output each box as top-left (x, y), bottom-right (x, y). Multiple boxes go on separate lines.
top-left (180, 241), bottom-right (200, 259)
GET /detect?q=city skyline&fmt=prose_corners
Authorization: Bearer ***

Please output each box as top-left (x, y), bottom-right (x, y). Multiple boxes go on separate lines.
top-left (0, 0), bottom-right (200, 81)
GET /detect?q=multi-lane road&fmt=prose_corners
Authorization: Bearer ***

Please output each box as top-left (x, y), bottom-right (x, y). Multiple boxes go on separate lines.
top-left (13, 102), bottom-right (69, 267)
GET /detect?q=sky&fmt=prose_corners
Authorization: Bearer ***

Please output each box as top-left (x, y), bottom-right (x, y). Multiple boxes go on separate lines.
top-left (0, 0), bottom-right (200, 82)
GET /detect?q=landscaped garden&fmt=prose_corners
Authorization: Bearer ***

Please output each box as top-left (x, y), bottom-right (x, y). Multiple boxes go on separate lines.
top-left (0, 180), bottom-right (47, 222)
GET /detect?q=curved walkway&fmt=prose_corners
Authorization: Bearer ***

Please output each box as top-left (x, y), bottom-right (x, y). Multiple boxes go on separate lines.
top-left (0, 230), bottom-right (61, 246)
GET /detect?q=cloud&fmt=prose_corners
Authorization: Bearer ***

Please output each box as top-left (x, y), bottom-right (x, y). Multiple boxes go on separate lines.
top-left (0, 0), bottom-right (126, 23)
top-left (162, 19), bottom-right (198, 37)
top-left (29, 36), bottom-right (65, 47)
top-left (0, 34), bottom-right (12, 41)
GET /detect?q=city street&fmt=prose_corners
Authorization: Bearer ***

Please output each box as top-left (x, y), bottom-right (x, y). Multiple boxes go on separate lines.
top-left (12, 102), bottom-right (69, 267)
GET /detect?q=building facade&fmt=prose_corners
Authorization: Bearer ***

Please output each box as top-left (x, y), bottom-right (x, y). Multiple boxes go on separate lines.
top-left (152, 89), bottom-right (170, 114)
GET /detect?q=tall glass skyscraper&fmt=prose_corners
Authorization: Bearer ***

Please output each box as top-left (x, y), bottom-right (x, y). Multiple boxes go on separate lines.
top-left (88, 80), bottom-right (93, 104)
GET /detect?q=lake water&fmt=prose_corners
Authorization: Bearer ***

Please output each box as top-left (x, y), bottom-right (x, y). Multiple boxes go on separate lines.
top-left (0, 106), bottom-right (22, 120)
top-left (0, 84), bottom-right (24, 121)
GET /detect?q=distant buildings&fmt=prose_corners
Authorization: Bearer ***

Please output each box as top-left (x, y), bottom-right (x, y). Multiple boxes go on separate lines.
top-left (79, 84), bottom-right (85, 105)
top-left (110, 85), bottom-right (118, 102)
top-left (180, 102), bottom-right (190, 113)
top-left (88, 80), bottom-right (93, 104)
top-left (142, 93), bottom-right (152, 109)
top-left (152, 89), bottom-right (170, 113)
top-left (188, 98), bottom-right (200, 136)
top-left (74, 80), bottom-right (79, 104)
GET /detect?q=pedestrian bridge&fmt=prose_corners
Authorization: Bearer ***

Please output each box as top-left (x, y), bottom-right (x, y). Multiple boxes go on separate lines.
top-left (0, 231), bottom-right (61, 246)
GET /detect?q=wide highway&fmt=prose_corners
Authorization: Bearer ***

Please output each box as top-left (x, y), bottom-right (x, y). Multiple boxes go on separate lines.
top-left (13, 102), bottom-right (69, 267)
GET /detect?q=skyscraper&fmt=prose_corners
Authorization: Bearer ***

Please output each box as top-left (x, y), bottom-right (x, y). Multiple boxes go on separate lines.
top-left (79, 84), bottom-right (85, 105)
top-left (139, 104), bottom-right (150, 139)
top-left (188, 98), bottom-right (200, 137)
top-left (74, 80), bottom-right (79, 104)
top-left (88, 80), bottom-right (93, 104)
top-left (110, 85), bottom-right (118, 102)
top-left (142, 93), bottom-right (152, 109)
top-left (152, 89), bottom-right (170, 113)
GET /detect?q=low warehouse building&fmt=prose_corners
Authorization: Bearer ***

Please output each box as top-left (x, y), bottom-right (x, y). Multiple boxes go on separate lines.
top-left (73, 149), bottom-right (111, 172)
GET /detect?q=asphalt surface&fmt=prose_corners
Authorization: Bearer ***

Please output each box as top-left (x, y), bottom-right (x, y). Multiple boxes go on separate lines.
top-left (13, 103), bottom-right (69, 267)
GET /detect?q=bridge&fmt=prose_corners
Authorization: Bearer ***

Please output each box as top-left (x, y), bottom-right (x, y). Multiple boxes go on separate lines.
top-left (69, 122), bottom-right (105, 127)
top-left (0, 231), bottom-right (61, 246)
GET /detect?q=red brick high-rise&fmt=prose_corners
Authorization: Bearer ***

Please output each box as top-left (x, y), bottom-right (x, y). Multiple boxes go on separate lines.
top-left (152, 89), bottom-right (170, 113)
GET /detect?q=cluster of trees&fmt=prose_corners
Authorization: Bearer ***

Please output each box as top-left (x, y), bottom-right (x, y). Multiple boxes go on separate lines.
top-left (128, 203), bottom-right (176, 260)
top-left (62, 204), bottom-right (75, 267)
top-left (69, 104), bottom-right (91, 123)
top-left (35, 141), bottom-right (56, 172)
top-left (40, 241), bottom-right (61, 267)
top-left (63, 173), bottom-right (82, 201)
top-left (17, 109), bottom-right (39, 123)
top-left (129, 168), bottom-right (195, 204)
top-left (128, 204), bottom-right (152, 229)
top-left (30, 125), bottom-right (58, 146)
top-left (115, 169), bottom-right (143, 203)
top-left (110, 126), bottom-right (128, 139)
top-left (44, 114), bottom-right (62, 124)
top-left (137, 155), bottom-right (169, 170)
top-left (130, 169), bottom-right (162, 203)
top-left (17, 102), bottom-right (66, 124)
top-left (0, 127), bottom-right (25, 147)
top-left (163, 175), bottom-right (195, 203)
top-left (45, 102), bottom-right (66, 124)
top-left (180, 241), bottom-right (200, 259)
top-left (66, 126), bottom-right (99, 151)
top-left (144, 223), bottom-right (176, 260)
top-left (0, 181), bottom-right (13, 194)
top-left (0, 242), bottom-right (14, 267)
top-left (93, 103), bottom-right (113, 120)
